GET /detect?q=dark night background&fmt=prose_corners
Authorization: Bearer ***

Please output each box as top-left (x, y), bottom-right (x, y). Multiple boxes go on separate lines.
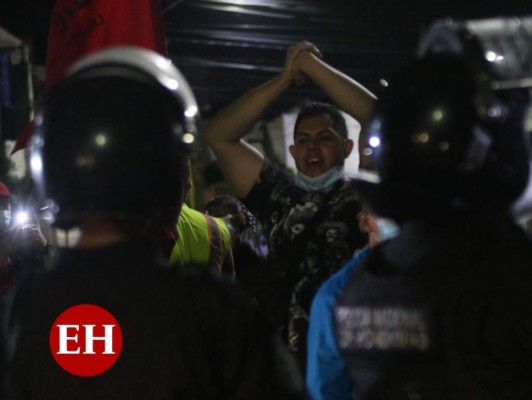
top-left (0, 0), bottom-right (530, 118)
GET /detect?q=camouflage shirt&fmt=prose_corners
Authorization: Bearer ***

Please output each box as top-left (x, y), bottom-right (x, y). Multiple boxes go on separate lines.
top-left (242, 161), bottom-right (367, 361)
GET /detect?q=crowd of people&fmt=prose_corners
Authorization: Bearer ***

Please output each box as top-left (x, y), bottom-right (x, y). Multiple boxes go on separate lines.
top-left (0, 29), bottom-right (531, 400)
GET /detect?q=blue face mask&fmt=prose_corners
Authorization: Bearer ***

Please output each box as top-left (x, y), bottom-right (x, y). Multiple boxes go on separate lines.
top-left (376, 218), bottom-right (400, 242)
top-left (294, 168), bottom-right (343, 192)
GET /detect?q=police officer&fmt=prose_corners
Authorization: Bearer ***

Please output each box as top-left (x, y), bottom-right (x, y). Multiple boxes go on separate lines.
top-left (2, 48), bottom-right (305, 399)
top-left (334, 52), bottom-right (532, 399)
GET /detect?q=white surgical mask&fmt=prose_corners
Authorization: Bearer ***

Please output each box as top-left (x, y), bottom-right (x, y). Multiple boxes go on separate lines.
top-left (294, 168), bottom-right (343, 192)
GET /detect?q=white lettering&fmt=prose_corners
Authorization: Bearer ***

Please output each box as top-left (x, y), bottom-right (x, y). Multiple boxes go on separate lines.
top-left (83, 325), bottom-right (115, 354)
top-left (336, 306), bottom-right (432, 351)
top-left (56, 325), bottom-right (81, 354)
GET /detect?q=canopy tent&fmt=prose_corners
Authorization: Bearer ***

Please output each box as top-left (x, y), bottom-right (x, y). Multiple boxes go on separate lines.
top-left (0, 25), bottom-right (22, 48)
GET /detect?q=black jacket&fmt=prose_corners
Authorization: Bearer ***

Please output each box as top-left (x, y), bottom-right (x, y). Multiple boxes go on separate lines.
top-left (2, 237), bottom-right (305, 400)
top-left (336, 214), bottom-right (532, 400)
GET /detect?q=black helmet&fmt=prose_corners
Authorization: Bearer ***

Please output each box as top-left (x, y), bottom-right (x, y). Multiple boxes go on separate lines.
top-left (358, 53), bottom-right (530, 220)
top-left (30, 47), bottom-right (198, 228)
top-left (356, 17), bottom-right (532, 220)
top-left (416, 16), bottom-right (532, 218)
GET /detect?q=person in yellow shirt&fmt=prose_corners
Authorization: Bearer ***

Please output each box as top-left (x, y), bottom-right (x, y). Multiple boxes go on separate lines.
top-left (170, 161), bottom-right (234, 276)
top-left (170, 203), bottom-right (234, 276)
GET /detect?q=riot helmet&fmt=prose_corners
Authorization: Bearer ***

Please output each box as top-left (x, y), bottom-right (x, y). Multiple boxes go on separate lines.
top-left (30, 47), bottom-right (198, 228)
top-left (358, 17), bottom-right (532, 220)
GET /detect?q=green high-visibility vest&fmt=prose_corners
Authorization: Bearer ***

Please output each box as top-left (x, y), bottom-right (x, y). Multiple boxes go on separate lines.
top-left (170, 204), bottom-right (232, 272)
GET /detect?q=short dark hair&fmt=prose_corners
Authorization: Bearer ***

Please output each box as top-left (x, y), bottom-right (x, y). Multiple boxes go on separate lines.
top-left (293, 102), bottom-right (348, 140)
top-left (204, 195), bottom-right (257, 233)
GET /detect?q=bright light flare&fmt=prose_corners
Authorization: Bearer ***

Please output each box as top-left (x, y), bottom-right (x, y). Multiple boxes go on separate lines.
top-left (369, 136), bottom-right (381, 148)
top-left (163, 77), bottom-right (179, 90)
top-left (30, 154), bottom-right (43, 174)
top-left (95, 133), bottom-right (108, 147)
top-left (185, 106), bottom-right (198, 118)
top-left (183, 133), bottom-right (195, 144)
top-left (15, 210), bottom-right (30, 226)
top-left (485, 50), bottom-right (504, 63)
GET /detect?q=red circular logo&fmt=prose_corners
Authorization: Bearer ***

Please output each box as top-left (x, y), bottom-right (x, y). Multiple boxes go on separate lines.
top-left (49, 304), bottom-right (123, 377)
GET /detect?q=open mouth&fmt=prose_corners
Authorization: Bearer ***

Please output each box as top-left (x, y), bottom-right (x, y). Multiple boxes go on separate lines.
top-left (305, 158), bottom-right (326, 175)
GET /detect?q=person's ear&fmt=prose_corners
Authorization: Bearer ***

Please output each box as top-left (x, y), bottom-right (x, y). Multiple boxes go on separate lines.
top-left (289, 144), bottom-right (296, 159)
top-left (343, 139), bottom-right (354, 159)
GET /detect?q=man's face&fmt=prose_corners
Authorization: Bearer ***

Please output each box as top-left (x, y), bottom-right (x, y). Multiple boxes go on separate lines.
top-left (289, 113), bottom-right (353, 177)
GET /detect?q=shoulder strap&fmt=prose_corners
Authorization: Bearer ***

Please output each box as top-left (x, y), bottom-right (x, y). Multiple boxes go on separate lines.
top-left (204, 214), bottom-right (224, 271)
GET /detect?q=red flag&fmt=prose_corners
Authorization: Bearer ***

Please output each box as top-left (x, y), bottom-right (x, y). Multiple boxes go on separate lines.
top-left (0, 181), bottom-right (11, 197)
top-left (12, 0), bottom-right (167, 153)
top-left (45, 0), bottom-right (167, 88)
